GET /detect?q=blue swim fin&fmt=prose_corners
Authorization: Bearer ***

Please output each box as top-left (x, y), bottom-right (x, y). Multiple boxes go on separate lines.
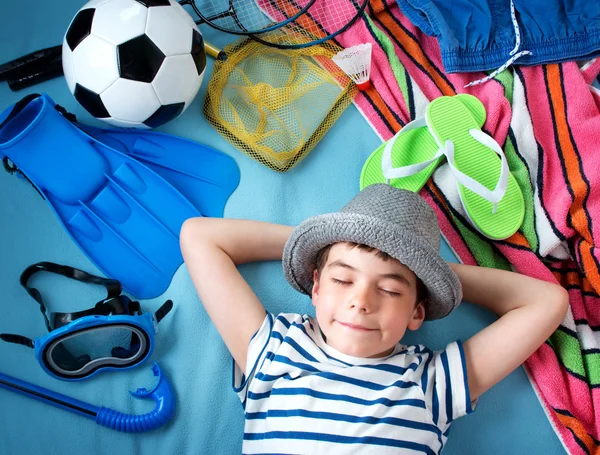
top-left (76, 124), bottom-right (240, 218)
top-left (0, 94), bottom-right (240, 299)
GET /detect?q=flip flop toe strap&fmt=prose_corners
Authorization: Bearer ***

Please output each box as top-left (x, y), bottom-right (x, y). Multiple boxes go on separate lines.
top-left (381, 118), bottom-right (445, 182)
top-left (383, 146), bottom-right (445, 181)
top-left (444, 129), bottom-right (509, 214)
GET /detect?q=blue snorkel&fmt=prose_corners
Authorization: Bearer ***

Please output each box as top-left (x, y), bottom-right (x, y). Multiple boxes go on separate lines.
top-left (0, 362), bottom-right (175, 432)
top-left (0, 261), bottom-right (176, 432)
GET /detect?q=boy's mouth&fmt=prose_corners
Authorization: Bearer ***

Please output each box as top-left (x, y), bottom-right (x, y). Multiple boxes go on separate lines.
top-left (337, 321), bottom-right (377, 331)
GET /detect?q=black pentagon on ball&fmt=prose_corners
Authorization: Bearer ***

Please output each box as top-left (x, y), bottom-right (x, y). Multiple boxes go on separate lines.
top-left (74, 84), bottom-right (110, 118)
top-left (143, 103), bottom-right (184, 128)
top-left (118, 35), bottom-right (165, 83)
top-left (66, 8), bottom-right (95, 51)
top-left (191, 30), bottom-right (207, 76)
top-left (135, 0), bottom-right (170, 6)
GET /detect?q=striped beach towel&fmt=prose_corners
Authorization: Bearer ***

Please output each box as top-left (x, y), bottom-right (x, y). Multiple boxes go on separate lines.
top-left (255, 0), bottom-right (600, 452)
top-left (345, 2), bottom-right (600, 453)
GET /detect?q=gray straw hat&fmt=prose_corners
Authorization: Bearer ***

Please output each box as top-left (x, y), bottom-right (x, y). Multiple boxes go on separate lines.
top-left (282, 184), bottom-right (462, 320)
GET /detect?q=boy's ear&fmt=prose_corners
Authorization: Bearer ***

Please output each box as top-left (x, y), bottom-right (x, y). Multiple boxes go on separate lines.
top-left (407, 301), bottom-right (426, 331)
top-left (311, 269), bottom-right (320, 299)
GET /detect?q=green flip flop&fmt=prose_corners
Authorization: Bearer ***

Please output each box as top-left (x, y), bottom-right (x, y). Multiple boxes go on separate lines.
top-left (426, 95), bottom-right (525, 240)
top-left (359, 94), bottom-right (485, 193)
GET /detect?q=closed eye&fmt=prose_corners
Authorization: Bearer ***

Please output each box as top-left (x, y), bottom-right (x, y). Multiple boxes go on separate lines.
top-left (331, 278), bottom-right (351, 286)
top-left (380, 289), bottom-right (402, 297)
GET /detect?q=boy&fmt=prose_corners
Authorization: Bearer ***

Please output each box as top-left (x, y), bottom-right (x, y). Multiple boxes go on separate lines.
top-left (180, 184), bottom-right (568, 454)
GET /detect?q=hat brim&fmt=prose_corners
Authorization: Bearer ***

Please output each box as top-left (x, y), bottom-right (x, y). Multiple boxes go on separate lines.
top-left (282, 212), bottom-right (462, 320)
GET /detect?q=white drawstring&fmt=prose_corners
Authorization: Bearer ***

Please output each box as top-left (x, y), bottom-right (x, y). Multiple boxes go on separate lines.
top-left (464, 0), bottom-right (532, 88)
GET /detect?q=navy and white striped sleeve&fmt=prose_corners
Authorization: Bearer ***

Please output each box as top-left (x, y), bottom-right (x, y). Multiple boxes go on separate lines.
top-left (422, 340), bottom-right (476, 428)
top-left (232, 313), bottom-right (274, 405)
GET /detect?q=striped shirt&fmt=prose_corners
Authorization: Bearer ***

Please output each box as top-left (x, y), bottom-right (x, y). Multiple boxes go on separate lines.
top-left (233, 313), bottom-right (475, 454)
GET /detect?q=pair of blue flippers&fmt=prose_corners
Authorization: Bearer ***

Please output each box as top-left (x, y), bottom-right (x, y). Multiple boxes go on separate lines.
top-left (0, 93), bottom-right (240, 299)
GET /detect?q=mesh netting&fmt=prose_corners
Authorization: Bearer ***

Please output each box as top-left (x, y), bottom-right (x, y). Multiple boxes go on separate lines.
top-left (204, 37), bottom-right (357, 172)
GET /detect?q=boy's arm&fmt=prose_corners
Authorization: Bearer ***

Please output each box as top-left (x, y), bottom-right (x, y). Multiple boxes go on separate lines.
top-left (180, 218), bottom-right (294, 372)
top-left (451, 263), bottom-right (569, 401)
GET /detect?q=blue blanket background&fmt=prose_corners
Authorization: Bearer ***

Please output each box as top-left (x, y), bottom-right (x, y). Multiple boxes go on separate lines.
top-left (0, 1), bottom-right (566, 454)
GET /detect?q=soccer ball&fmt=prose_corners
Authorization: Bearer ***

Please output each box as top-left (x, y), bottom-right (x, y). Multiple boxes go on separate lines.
top-left (62, 0), bottom-right (206, 129)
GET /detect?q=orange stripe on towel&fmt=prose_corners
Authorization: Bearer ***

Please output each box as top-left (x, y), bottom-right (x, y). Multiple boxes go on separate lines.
top-left (364, 87), bottom-right (403, 133)
top-left (504, 232), bottom-right (530, 248)
top-left (546, 65), bottom-right (591, 240)
top-left (555, 411), bottom-right (599, 455)
top-left (271, 0), bottom-right (326, 40)
top-left (370, 0), bottom-right (455, 97)
top-left (552, 270), bottom-right (597, 294)
top-left (546, 65), bottom-right (600, 290)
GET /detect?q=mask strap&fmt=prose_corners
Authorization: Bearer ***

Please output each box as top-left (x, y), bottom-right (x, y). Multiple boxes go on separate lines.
top-left (0, 333), bottom-right (34, 348)
top-left (49, 296), bottom-right (140, 330)
top-left (0, 262), bottom-right (172, 351)
top-left (154, 300), bottom-right (174, 323)
top-left (19, 261), bottom-right (123, 332)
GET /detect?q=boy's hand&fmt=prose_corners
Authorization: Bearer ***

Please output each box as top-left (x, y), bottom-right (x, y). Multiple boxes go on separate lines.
top-left (180, 218), bottom-right (294, 372)
top-left (451, 263), bottom-right (569, 401)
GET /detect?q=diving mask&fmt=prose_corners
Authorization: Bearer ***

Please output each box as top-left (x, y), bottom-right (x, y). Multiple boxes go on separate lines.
top-left (0, 262), bottom-right (172, 381)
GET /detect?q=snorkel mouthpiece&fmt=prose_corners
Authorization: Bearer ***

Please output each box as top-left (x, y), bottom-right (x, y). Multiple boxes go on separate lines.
top-left (95, 362), bottom-right (175, 432)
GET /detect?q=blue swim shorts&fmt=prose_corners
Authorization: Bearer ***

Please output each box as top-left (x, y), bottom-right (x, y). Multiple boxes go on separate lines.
top-left (396, 0), bottom-right (600, 73)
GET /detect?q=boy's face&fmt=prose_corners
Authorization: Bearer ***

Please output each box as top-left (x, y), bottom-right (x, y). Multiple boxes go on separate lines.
top-left (312, 242), bottom-right (425, 358)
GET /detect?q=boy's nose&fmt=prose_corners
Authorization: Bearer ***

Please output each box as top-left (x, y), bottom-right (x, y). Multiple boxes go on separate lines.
top-left (349, 285), bottom-right (373, 313)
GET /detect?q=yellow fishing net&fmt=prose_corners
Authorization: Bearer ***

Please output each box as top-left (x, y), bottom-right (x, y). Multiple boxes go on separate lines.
top-left (203, 37), bottom-right (357, 172)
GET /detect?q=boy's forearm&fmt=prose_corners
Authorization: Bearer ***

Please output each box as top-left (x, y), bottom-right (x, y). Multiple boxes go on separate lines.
top-left (180, 218), bottom-right (294, 264)
top-left (456, 262), bottom-right (569, 400)
top-left (449, 262), bottom-right (568, 316)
